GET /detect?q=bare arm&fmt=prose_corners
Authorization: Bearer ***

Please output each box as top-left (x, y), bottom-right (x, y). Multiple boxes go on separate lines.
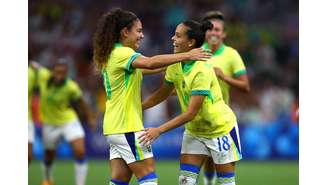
top-left (132, 48), bottom-right (211, 69)
top-left (214, 67), bottom-right (250, 92)
top-left (71, 98), bottom-right (97, 131)
top-left (142, 67), bottom-right (167, 75)
top-left (139, 95), bottom-right (205, 145)
top-left (142, 83), bottom-right (175, 110)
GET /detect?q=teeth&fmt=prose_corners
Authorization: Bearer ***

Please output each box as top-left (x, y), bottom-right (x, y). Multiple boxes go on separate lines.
top-left (209, 36), bottom-right (218, 43)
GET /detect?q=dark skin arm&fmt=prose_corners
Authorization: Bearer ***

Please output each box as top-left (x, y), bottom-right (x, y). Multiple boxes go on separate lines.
top-left (139, 95), bottom-right (205, 145)
top-left (214, 67), bottom-right (250, 92)
top-left (142, 67), bottom-right (167, 75)
top-left (71, 98), bottom-right (97, 131)
top-left (142, 83), bottom-right (175, 110)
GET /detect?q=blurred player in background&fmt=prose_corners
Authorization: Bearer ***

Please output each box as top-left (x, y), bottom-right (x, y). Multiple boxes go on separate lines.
top-left (32, 59), bottom-right (96, 185)
top-left (140, 20), bottom-right (242, 185)
top-left (28, 61), bottom-right (37, 165)
top-left (92, 8), bottom-right (211, 185)
top-left (201, 11), bottom-right (250, 185)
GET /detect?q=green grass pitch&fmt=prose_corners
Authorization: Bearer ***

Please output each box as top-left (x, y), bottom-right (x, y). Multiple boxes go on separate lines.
top-left (28, 160), bottom-right (298, 185)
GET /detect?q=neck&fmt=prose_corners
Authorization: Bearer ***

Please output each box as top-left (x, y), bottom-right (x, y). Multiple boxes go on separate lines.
top-left (208, 41), bottom-right (223, 54)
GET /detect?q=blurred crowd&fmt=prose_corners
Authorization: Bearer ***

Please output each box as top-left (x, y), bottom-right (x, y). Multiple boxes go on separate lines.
top-left (29, 0), bottom-right (299, 159)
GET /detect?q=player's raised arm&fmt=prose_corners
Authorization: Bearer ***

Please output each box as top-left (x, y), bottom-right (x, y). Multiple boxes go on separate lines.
top-left (132, 47), bottom-right (211, 70)
top-left (141, 67), bottom-right (166, 75)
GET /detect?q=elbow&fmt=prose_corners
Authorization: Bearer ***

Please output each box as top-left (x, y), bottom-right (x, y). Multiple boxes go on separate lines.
top-left (144, 60), bottom-right (158, 69)
top-left (185, 111), bottom-right (198, 121)
top-left (244, 85), bottom-right (251, 93)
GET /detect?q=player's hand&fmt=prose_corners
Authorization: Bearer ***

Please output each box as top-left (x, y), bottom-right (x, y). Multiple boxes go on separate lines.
top-left (138, 128), bottom-right (161, 146)
top-left (214, 67), bottom-right (225, 79)
top-left (187, 48), bottom-right (212, 61)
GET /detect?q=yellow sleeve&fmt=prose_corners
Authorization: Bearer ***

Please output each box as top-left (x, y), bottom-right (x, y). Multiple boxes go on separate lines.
top-left (115, 47), bottom-right (141, 73)
top-left (37, 67), bottom-right (51, 85)
top-left (231, 49), bottom-right (247, 78)
top-left (190, 71), bottom-right (211, 96)
top-left (164, 65), bottom-right (175, 85)
top-left (69, 81), bottom-right (82, 101)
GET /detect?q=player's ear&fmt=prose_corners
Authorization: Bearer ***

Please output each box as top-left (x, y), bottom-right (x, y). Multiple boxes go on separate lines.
top-left (121, 27), bottom-right (130, 39)
top-left (188, 39), bottom-right (196, 48)
top-left (222, 31), bottom-right (227, 39)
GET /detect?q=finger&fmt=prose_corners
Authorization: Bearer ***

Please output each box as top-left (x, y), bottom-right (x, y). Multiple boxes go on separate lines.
top-left (138, 133), bottom-right (145, 139)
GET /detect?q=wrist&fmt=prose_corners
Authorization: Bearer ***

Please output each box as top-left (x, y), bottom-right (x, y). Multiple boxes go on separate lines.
top-left (158, 127), bottom-right (164, 135)
top-left (181, 52), bottom-right (189, 61)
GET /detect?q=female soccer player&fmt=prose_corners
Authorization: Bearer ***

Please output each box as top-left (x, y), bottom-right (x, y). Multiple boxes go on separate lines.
top-left (28, 63), bottom-right (36, 164)
top-left (140, 20), bottom-right (242, 185)
top-left (201, 11), bottom-right (250, 185)
top-left (34, 59), bottom-right (96, 185)
top-left (92, 8), bottom-right (211, 185)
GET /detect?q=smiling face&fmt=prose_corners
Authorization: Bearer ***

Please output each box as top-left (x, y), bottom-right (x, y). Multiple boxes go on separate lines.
top-left (121, 19), bottom-right (144, 50)
top-left (171, 23), bottom-right (195, 53)
top-left (205, 19), bottom-right (226, 46)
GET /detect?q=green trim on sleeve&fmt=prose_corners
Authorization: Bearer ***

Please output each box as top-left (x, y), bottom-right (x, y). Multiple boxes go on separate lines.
top-left (164, 79), bottom-right (174, 86)
top-left (233, 69), bottom-right (247, 78)
top-left (126, 53), bottom-right (141, 73)
top-left (191, 90), bottom-right (210, 96)
top-left (191, 90), bottom-right (214, 103)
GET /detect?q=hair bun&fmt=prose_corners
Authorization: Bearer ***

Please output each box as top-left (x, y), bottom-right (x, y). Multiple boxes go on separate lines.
top-left (201, 21), bottom-right (213, 32)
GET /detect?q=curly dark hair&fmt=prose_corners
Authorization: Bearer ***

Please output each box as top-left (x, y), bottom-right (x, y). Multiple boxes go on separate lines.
top-left (93, 8), bottom-right (138, 69)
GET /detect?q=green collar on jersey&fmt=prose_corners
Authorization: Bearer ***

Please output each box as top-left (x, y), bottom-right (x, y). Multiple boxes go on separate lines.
top-left (203, 42), bottom-right (225, 57)
top-left (114, 43), bottom-right (123, 48)
top-left (182, 60), bottom-right (196, 74)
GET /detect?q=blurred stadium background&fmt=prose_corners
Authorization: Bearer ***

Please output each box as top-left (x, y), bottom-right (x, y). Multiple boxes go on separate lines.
top-left (28, 0), bottom-right (299, 184)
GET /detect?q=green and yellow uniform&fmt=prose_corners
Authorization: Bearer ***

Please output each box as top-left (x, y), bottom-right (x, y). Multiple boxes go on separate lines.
top-left (37, 67), bottom-right (82, 125)
top-left (203, 43), bottom-right (247, 104)
top-left (28, 66), bottom-right (36, 122)
top-left (165, 61), bottom-right (237, 138)
top-left (102, 43), bottom-right (143, 135)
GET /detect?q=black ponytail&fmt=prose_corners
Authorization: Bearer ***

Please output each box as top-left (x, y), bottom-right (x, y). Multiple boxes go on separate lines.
top-left (182, 20), bottom-right (213, 48)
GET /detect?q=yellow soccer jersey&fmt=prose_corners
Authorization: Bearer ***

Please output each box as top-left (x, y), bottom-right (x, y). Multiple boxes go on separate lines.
top-left (165, 61), bottom-right (237, 138)
top-left (102, 43), bottom-right (144, 135)
top-left (38, 67), bottom-right (82, 125)
top-left (28, 66), bottom-right (36, 122)
top-left (204, 43), bottom-right (247, 104)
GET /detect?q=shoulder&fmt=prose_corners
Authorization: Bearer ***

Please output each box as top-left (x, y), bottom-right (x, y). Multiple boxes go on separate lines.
top-left (66, 79), bottom-right (80, 91)
top-left (195, 61), bottom-right (213, 73)
top-left (224, 45), bottom-right (240, 57)
top-left (112, 46), bottom-right (137, 59)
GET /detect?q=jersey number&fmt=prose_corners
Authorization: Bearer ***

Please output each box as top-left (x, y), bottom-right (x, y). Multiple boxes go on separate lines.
top-left (217, 136), bottom-right (230, 151)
